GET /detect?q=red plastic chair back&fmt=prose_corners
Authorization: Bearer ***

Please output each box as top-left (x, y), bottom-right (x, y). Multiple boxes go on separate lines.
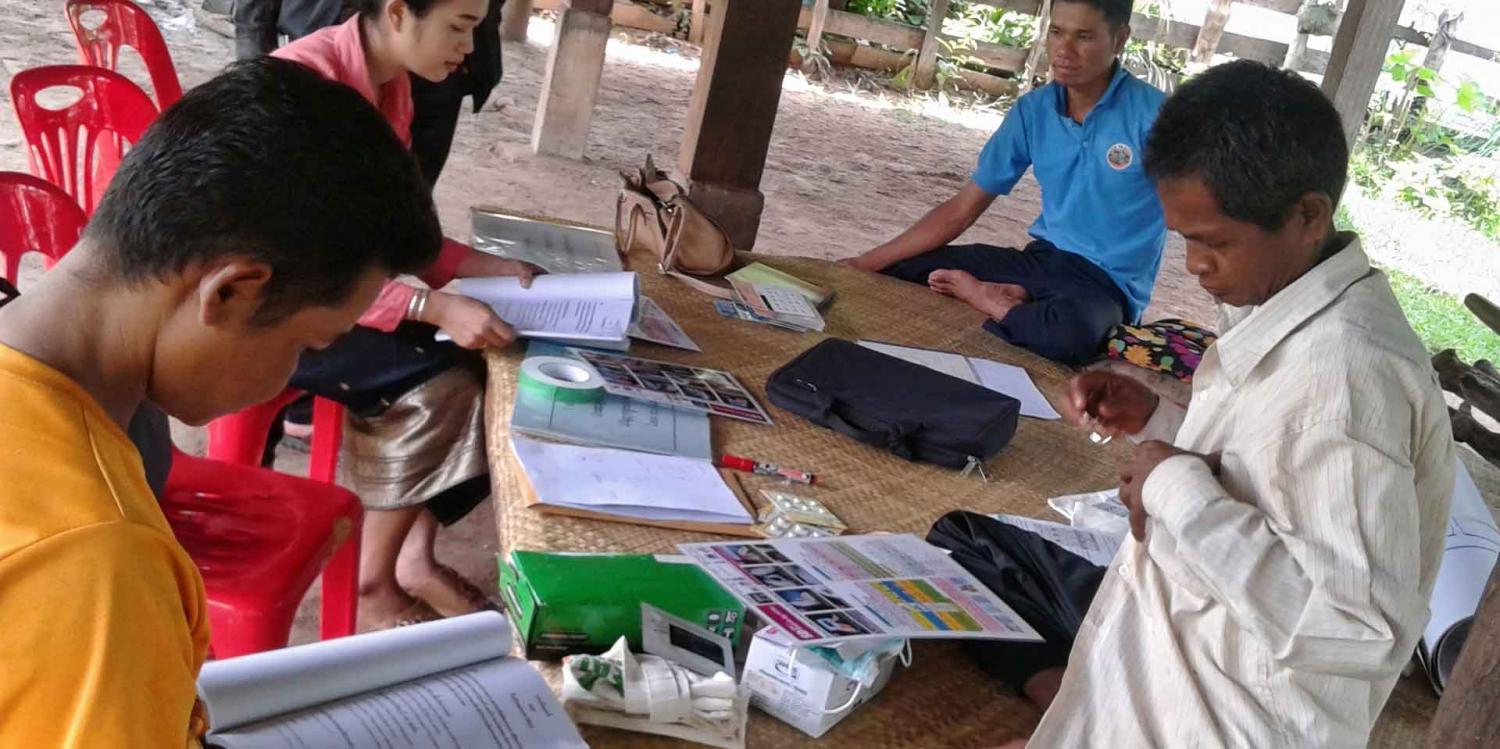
top-left (65, 0), bottom-right (183, 109)
top-left (207, 390), bottom-right (347, 486)
top-left (9, 65), bottom-right (158, 216)
top-left (0, 172), bottom-right (88, 284)
top-left (162, 449), bottom-right (363, 657)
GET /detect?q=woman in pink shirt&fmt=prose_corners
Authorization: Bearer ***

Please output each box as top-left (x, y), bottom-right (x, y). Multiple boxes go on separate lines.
top-left (274, 0), bottom-right (528, 629)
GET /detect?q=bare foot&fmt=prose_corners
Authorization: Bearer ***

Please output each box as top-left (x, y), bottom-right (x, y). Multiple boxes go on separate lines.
top-left (358, 583), bottom-right (439, 632)
top-left (927, 269), bottom-right (1029, 320)
top-left (398, 562), bottom-right (501, 618)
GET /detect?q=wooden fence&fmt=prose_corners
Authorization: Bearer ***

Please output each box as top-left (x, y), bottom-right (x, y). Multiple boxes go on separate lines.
top-left (571, 0), bottom-right (1499, 97)
top-left (790, 0), bottom-right (1499, 86)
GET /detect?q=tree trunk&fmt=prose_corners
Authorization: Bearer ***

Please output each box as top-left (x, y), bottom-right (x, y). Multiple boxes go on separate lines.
top-left (1284, 0), bottom-right (1344, 71)
top-left (1191, 0), bottom-right (1235, 65)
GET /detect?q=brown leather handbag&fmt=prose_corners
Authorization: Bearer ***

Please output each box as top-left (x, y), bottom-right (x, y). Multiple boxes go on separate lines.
top-left (615, 155), bottom-right (738, 295)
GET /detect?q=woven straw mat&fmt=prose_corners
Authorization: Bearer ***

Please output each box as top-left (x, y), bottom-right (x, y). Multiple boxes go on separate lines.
top-left (482, 250), bottom-right (1435, 748)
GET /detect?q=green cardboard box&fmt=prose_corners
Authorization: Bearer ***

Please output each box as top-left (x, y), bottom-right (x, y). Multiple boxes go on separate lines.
top-left (499, 550), bottom-right (747, 659)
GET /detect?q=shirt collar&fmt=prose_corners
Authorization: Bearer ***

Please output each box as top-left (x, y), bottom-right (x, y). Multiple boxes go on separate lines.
top-left (1051, 62), bottom-right (1130, 120)
top-left (1212, 234), bottom-right (1373, 387)
top-left (332, 15), bottom-right (379, 104)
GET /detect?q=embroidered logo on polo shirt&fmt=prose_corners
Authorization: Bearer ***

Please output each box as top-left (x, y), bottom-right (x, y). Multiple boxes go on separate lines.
top-left (1106, 143), bottom-right (1134, 170)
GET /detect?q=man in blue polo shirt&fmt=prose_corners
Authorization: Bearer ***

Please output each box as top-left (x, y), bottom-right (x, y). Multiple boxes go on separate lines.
top-left (846, 0), bottom-right (1165, 365)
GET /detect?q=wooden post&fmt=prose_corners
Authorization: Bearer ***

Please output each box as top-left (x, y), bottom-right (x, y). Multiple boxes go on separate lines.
top-left (1190, 0), bottom-right (1236, 65)
top-left (530, 0), bottom-right (613, 159)
top-left (1424, 566), bottom-right (1500, 748)
top-left (913, 0), bottom-right (951, 89)
top-left (805, 0), bottom-right (831, 58)
top-left (689, 0), bottom-right (709, 45)
top-left (1321, 0), bottom-right (1406, 147)
top-left (501, 0), bottom-right (535, 42)
top-left (678, 0), bottom-right (802, 250)
top-left (1020, 0), bottom-right (1053, 93)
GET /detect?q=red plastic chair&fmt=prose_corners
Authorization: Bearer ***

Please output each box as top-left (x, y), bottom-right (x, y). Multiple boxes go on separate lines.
top-left (0, 172), bottom-right (87, 283)
top-left (207, 389), bottom-right (347, 486)
top-left (10, 65), bottom-right (158, 216)
top-left (65, 0), bottom-right (184, 110)
top-left (161, 449), bottom-right (363, 657)
top-left (0, 167), bottom-right (362, 654)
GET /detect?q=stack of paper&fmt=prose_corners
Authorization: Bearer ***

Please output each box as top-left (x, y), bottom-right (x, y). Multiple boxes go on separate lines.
top-left (512, 436), bottom-right (754, 525)
top-left (511, 343), bottom-right (712, 460)
top-left (453, 272), bottom-right (639, 350)
top-left (470, 208), bottom-right (622, 274)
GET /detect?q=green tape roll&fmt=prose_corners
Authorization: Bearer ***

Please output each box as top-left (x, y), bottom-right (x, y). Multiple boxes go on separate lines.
top-left (520, 356), bottom-right (605, 403)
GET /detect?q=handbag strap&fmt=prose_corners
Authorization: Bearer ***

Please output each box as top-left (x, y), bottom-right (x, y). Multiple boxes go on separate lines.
top-left (803, 386), bottom-right (921, 461)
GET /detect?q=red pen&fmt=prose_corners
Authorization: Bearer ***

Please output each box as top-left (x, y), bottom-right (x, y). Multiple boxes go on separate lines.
top-left (718, 454), bottom-right (816, 485)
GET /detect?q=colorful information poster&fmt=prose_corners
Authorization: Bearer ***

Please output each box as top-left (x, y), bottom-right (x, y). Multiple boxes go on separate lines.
top-left (679, 535), bottom-right (1041, 646)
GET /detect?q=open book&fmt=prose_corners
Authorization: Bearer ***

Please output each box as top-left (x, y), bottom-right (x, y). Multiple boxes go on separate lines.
top-left (198, 612), bottom-right (588, 749)
top-left (450, 272), bottom-right (640, 350)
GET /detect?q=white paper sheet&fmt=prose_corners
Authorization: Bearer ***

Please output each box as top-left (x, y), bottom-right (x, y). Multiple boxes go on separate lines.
top-left (455, 272), bottom-right (638, 343)
top-left (198, 612), bottom-right (514, 731)
top-left (1421, 456), bottom-right (1500, 689)
top-left (856, 341), bottom-right (1061, 420)
top-left (990, 514), bottom-right (1124, 567)
top-left (628, 297), bottom-right (700, 351)
top-left (967, 358), bottom-right (1062, 420)
top-left (857, 340), bottom-right (978, 384)
top-left (208, 658), bottom-right (587, 749)
top-left (511, 436), bottom-right (752, 524)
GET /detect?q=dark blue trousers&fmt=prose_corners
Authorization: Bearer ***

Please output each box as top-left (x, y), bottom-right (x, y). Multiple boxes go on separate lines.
top-left (882, 240), bottom-right (1127, 365)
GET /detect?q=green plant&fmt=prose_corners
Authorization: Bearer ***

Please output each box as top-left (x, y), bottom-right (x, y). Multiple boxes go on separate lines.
top-left (846, 0), bottom-right (928, 26)
top-left (1356, 44), bottom-right (1500, 240)
top-left (950, 2), bottom-right (1034, 49)
top-left (1383, 266), bottom-right (1500, 363)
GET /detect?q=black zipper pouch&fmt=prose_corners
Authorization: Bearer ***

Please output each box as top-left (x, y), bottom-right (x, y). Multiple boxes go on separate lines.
top-left (766, 339), bottom-right (1020, 470)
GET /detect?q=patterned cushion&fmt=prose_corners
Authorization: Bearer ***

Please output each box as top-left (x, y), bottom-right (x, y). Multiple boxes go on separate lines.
top-left (1105, 319), bottom-right (1218, 382)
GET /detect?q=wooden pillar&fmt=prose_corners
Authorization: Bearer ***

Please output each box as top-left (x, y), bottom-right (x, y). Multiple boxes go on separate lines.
top-left (678, 0), bottom-right (801, 251)
top-left (501, 0), bottom-right (535, 42)
top-left (530, 0), bottom-right (612, 158)
top-left (689, 0), bottom-right (709, 45)
top-left (1424, 566), bottom-right (1500, 748)
top-left (1190, 0), bottom-right (1235, 65)
top-left (1321, 0), bottom-right (1405, 147)
top-left (913, 0), bottom-right (951, 89)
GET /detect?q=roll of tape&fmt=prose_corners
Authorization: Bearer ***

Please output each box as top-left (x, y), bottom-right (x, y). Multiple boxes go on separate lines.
top-left (519, 356), bottom-right (605, 403)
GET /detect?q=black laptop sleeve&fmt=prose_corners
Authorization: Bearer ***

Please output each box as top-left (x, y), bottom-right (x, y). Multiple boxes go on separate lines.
top-left (766, 339), bottom-right (1021, 470)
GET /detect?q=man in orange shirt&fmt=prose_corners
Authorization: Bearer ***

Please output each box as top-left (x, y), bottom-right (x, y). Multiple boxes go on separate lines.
top-left (0, 58), bottom-right (441, 747)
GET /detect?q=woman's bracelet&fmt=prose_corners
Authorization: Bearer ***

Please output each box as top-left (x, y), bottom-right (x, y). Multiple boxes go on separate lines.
top-left (406, 288), bottom-right (430, 321)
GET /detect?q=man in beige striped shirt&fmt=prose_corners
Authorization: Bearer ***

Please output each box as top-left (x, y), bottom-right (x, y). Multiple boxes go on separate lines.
top-left (931, 60), bottom-right (1455, 747)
